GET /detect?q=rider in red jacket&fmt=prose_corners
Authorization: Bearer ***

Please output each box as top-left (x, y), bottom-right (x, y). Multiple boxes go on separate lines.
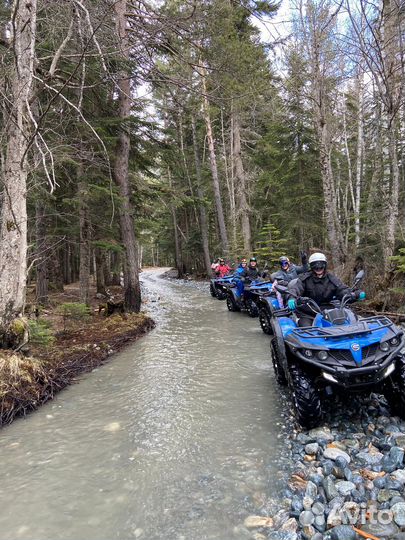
top-left (216, 258), bottom-right (231, 277)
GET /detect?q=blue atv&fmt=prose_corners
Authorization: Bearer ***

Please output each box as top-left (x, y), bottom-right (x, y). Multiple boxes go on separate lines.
top-left (256, 281), bottom-right (288, 335)
top-left (226, 279), bottom-right (273, 317)
top-left (210, 275), bottom-right (235, 300)
top-left (270, 272), bottom-right (405, 428)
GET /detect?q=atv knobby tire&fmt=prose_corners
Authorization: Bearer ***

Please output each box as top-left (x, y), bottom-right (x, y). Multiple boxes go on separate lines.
top-left (385, 359), bottom-right (405, 419)
top-left (210, 283), bottom-right (217, 298)
top-left (289, 363), bottom-right (322, 428)
top-left (259, 307), bottom-right (272, 335)
top-left (246, 299), bottom-right (259, 318)
top-left (270, 338), bottom-right (287, 386)
top-left (226, 293), bottom-right (240, 312)
top-left (216, 288), bottom-right (227, 300)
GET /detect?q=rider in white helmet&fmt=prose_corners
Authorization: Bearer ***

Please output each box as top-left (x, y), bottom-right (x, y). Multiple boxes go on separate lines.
top-left (287, 252), bottom-right (362, 327)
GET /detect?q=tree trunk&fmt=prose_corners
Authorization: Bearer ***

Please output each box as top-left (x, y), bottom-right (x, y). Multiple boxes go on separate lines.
top-left (95, 248), bottom-right (107, 296)
top-left (200, 63), bottom-right (229, 254)
top-left (191, 116), bottom-right (211, 276)
top-left (113, 0), bottom-right (141, 312)
top-left (35, 200), bottom-right (48, 305)
top-left (0, 0), bottom-right (37, 338)
top-left (232, 111), bottom-right (251, 254)
top-left (354, 68), bottom-right (364, 248)
top-left (78, 180), bottom-right (91, 305)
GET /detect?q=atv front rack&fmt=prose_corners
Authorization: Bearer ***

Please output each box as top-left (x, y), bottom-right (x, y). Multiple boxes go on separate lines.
top-left (290, 315), bottom-right (394, 339)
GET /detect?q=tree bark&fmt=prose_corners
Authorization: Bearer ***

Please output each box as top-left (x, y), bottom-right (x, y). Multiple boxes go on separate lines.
top-left (95, 248), bottom-right (107, 296)
top-left (35, 200), bottom-right (48, 305)
top-left (232, 111), bottom-right (251, 254)
top-left (0, 0), bottom-right (37, 338)
top-left (191, 115), bottom-right (211, 276)
top-left (200, 63), bottom-right (229, 254)
top-left (113, 0), bottom-right (141, 312)
top-left (78, 180), bottom-right (90, 305)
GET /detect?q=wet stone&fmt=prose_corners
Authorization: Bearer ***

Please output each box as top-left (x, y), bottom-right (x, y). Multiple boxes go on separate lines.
top-left (309, 474), bottom-right (324, 487)
top-left (299, 511), bottom-right (315, 527)
top-left (323, 461), bottom-right (334, 476)
top-left (305, 481), bottom-right (318, 500)
top-left (377, 489), bottom-right (394, 503)
top-left (314, 515), bottom-right (326, 532)
top-left (302, 525), bottom-right (316, 540)
top-left (373, 476), bottom-right (386, 489)
top-left (360, 520), bottom-right (399, 538)
top-left (390, 447), bottom-right (405, 467)
top-left (312, 502), bottom-right (325, 516)
top-left (330, 525), bottom-right (357, 540)
top-left (308, 428), bottom-right (334, 443)
top-left (303, 497), bottom-right (314, 511)
top-left (323, 478), bottom-right (338, 502)
top-left (391, 469), bottom-right (405, 484)
top-left (291, 496), bottom-right (303, 513)
top-left (356, 451), bottom-right (384, 465)
top-left (335, 481), bottom-right (355, 497)
top-left (392, 502), bottom-right (405, 527)
top-left (323, 448), bottom-right (351, 464)
top-left (306, 443), bottom-right (319, 455)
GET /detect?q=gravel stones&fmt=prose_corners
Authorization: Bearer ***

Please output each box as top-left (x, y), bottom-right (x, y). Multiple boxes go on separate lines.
top-left (335, 481), bottom-right (355, 497)
top-left (308, 427), bottom-right (334, 443)
top-left (323, 448), bottom-right (351, 463)
top-left (330, 525), bottom-right (357, 540)
top-left (392, 502), bottom-right (405, 527)
top-left (305, 443), bottom-right (319, 456)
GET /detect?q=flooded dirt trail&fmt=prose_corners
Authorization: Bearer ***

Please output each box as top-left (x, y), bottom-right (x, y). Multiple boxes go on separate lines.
top-left (0, 269), bottom-right (289, 540)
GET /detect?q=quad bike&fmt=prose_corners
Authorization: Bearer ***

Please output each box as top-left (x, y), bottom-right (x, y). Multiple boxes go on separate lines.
top-left (226, 279), bottom-right (273, 317)
top-left (209, 275), bottom-right (235, 300)
top-left (269, 271), bottom-right (405, 428)
top-left (256, 280), bottom-right (287, 334)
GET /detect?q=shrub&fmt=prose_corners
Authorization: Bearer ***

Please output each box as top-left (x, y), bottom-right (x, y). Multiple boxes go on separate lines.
top-left (57, 302), bottom-right (91, 331)
top-left (28, 319), bottom-right (55, 347)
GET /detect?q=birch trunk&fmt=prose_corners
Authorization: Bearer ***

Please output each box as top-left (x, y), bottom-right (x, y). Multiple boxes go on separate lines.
top-left (0, 0), bottom-right (37, 337)
top-left (113, 0), bottom-right (141, 312)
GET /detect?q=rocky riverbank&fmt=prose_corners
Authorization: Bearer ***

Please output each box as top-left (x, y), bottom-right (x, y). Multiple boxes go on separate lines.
top-left (243, 394), bottom-right (405, 540)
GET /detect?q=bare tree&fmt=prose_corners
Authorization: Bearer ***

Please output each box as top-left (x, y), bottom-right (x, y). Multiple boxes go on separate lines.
top-left (0, 0), bottom-right (37, 341)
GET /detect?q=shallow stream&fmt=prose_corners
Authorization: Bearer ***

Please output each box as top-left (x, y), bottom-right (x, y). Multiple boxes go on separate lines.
top-left (0, 269), bottom-right (289, 540)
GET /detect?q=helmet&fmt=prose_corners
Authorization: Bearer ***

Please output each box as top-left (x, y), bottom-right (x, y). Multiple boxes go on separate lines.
top-left (250, 257), bottom-right (257, 263)
top-left (279, 256), bottom-right (290, 266)
top-left (309, 252), bottom-right (327, 272)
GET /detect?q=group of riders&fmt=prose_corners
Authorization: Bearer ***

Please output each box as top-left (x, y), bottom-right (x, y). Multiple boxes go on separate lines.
top-left (211, 252), bottom-right (365, 327)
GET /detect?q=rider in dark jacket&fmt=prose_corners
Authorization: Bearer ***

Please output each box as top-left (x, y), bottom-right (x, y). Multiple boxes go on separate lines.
top-left (287, 252), bottom-right (355, 327)
top-left (271, 253), bottom-right (308, 283)
top-left (240, 257), bottom-right (261, 282)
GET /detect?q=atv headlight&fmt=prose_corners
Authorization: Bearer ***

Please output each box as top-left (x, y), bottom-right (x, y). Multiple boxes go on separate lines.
top-left (380, 342), bottom-right (390, 352)
top-left (317, 350), bottom-right (328, 361)
top-left (303, 349), bottom-right (313, 358)
top-left (390, 337), bottom-right (400, 347)
top-left (383, 363), bottom-right (396, 378)
top-left (323, 372), bottom-right (338, 383)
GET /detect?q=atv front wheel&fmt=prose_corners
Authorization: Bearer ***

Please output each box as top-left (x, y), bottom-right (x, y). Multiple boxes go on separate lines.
top-left (216, 288), bottom-right (227, 300)
top-left (289, 364), bottom-right (322, 428)
top-left (226, 293), bottom-right (240, 312)
top-left (259, 308), bottom-right (272, 335)
top-left (246, 299), bottom-right (259, 318)
top-left (270, 338), bottom-right (287, 386)
top-left (210, 283), bottom-right (217, 298)
top-left (385, 359), bottom-right (405, 418)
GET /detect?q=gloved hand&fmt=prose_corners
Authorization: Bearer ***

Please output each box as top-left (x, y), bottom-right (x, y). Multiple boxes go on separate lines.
top-left (288, 298), bottom-right (297, 310)
top-left (358, 291), bottom-right (366, 301)
top-left (300, 251), bottom-right (308, 265)
top-left (351, 290), bottom-right (366, 301)
top-left (297, 296), bottom-right (310, 306)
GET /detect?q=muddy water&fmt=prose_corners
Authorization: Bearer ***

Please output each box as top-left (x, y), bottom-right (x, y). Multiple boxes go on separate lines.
top-left (0, 269), bottom-right (289, 540)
